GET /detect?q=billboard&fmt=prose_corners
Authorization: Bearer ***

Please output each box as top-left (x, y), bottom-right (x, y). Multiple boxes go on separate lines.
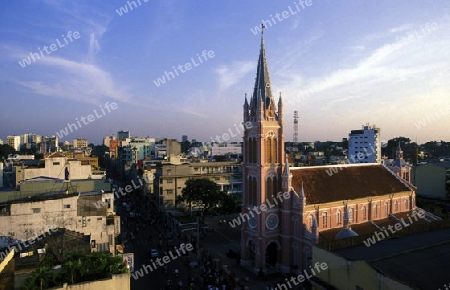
top-left (122, 253), bottom-right (134, 272)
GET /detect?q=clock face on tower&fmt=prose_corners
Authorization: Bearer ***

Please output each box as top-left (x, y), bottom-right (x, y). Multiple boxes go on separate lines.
top-left (266, 214), bottom-right (279, 230)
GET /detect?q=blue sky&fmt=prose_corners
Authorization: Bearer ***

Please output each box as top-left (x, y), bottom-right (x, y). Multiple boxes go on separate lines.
top-left (1, 0), bottom-right (449, 145)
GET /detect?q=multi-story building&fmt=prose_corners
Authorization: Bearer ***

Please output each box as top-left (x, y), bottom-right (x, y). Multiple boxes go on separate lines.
top-left (73, 138), bottom-right (89, 149)
top-left (348, 124), bottom-right (381, 163)
top-left (118, 137), bottom-right (156, 165)
top-left (210, 142), bottom-right (242, 156)
top-left (15, 152), bottom-right (97, 186)
top-left (239, 30), bottom-right (418, 275)
top-left (0, 191), bottom-right (118, 253)
top-left (6, 136), bottom-right (21, 151)
top-left (109, 139), bottom-right (120, 159)
top-left (117, 130), bottom-right (130, 141)
top-left (103, 135), bottom-right (116, 147)
top-left (154, 159), bottom-right (242, 207)
top-left (40, 135), bottom-right (59, 152)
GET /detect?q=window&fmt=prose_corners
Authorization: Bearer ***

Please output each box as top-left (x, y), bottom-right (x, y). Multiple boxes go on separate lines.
top-left (167, 190), bottom-right (174, 194)
top-left (249, 176), bottom-right (257, 205)
top-left (265, 136), bottom-right (278, 163)
top-left (97, 217), bottom-right (102, 220)
top-left (394, 200), bottom-right (399, 212)
top-left (384, 203), bottom-right (389, 216)
top-left (167, 179), bottom-right (173, 184)
top-left (53, 162), bottom-right (60, 165)
top-left (361, 206), bottom-right (366, 220)
top-left (373, 204), bottom-right (378, 219)
top-left (322, 212), bottom-right (328, 228)
top-left (32, 208), bottom-right (41, 213)
top-left (405, 199), bottom-right (409, 210)
top-left (214, 177), bottom-right (220, 181)
top-left (293, 217), bottom-right (300, 237)
top-left (349, 208), bottom-right (355, 222)
top-left (64, 204), bottom-right (70, 209)
top-left (336, 210), bottom-right (342, 225)
top-left (167, 169), bottom-right (172, 175)
top-left (249, 138), bottom-right (257, 163)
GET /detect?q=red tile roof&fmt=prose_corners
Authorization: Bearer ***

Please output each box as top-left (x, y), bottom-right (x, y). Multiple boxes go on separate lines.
top-left (290, 164), bottom-right (412, 205)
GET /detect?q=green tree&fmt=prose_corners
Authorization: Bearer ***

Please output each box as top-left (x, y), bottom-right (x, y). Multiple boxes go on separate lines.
top-left (0, 144), bottom-right (15, 163)
top-left (180, 178), bottom-right (222, 221)
top-left (24, 267), bottom-right (53, 290)
top-left (218, 191), bottom-right (237, 214)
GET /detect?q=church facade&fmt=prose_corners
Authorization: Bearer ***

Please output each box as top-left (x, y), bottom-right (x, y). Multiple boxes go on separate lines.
top-left (240, 31), bottom-right (417, 275)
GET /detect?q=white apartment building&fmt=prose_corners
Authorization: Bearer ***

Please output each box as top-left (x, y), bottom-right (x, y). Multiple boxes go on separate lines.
top-left (15, 152), bottom-right (96, 186)
top-left (6, 136), bottom-right (21, 151)
top-left (348, 124), bottom-right (381, 163)
top-left (0, 191), bottom-right (118, 253)
top-left (103, 135), bottom-right (116, 147)
top-left (73, 138), bottom-right (89, 148)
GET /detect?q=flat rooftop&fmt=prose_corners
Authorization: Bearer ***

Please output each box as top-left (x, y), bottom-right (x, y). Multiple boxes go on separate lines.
top-left (335, 227), bottom-right (450, 289)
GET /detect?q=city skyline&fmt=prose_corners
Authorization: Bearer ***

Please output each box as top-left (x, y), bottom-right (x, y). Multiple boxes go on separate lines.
top-left (1, 0), bottom-right (449, 145)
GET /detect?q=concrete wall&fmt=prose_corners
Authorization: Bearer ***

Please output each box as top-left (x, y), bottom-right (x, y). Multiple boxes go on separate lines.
top-left (19, 179), bottom-right (111, 196)
top-left (0, 193), bottom-right (115, 248)
top-left (313, 246), bottom-right (413, 290)
top-left (48, 273), bottom-right (130, 290)
top-left (413, 163), bottom-right (446, 199)
top-left (0, 179), bottom-right (110, 203)
top-left (17, 157), bottom-right (93, 186)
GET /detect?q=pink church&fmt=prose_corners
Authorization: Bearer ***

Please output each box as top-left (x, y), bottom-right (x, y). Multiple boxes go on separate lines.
top-left (240, 30), bottom-right (418, 275)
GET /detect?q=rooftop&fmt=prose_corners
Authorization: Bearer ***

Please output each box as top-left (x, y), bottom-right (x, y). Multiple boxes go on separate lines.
top-left (334, 226), bottom-right (450, 290)
top-left (290, 164), bottom-right (413, 204)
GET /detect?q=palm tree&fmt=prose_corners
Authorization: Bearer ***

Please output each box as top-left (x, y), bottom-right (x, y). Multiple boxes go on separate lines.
top-left (27, 267), bottom-right (53, 290)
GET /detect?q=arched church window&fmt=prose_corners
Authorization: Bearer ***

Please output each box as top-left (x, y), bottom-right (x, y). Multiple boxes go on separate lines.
top-left (322, 212), bottom-right (328, 228)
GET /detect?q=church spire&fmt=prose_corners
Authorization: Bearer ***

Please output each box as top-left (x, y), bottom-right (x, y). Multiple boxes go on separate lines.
top-left (396, 141), bottom-right (404, 160)
top-left (252, 24), bottom-right (274, 111)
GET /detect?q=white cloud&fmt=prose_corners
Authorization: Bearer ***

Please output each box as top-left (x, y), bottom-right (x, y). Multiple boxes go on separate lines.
top-left (389, 24), bottom-right (413, 33)
top-left (17, 56), bottom-right (130, 105)
top-left (215, 60), bottom-right (255, 91)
